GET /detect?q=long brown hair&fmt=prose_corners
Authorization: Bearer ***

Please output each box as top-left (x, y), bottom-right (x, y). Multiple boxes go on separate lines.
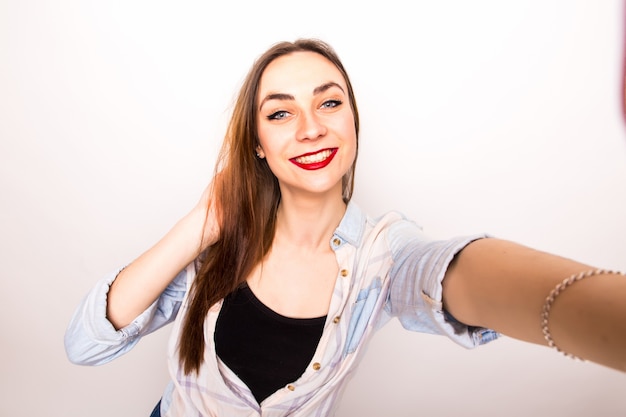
top-left (179, 38), bottom-right (360, 374)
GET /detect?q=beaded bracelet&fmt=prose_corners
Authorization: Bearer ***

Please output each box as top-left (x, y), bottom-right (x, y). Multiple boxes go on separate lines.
top-left (540, 269), bottom-right (624, 360)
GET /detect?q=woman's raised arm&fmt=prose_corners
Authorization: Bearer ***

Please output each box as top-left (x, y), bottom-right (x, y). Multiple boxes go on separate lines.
top-left (442, 238), bottom-right (626, 372)
top-left (106, 184), bottom-right (219, 329)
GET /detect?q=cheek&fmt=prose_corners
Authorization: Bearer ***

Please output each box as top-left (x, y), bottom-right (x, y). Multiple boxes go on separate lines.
top-left (256, 130), bottom-right (285, 165)
top-left (345, 129), bottom-right (358, 166)
top-left (257, 125), bottom-right (295, 158)
top-left (341, 119), bottom-right (358, 152)
top-left (256, 125), bottom-right (273, 152)
top-left (339, 111), bottom-right (357, 141)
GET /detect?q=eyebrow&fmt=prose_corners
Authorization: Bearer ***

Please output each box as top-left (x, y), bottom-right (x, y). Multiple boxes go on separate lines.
top-left (313, 81), bottom-right (344, 96)
top-left (259, 81), bottom-right (345, 111)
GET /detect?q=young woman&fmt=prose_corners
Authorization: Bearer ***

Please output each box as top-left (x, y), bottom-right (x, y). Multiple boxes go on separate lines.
top-left (65, 39), bottom-right (626, 416)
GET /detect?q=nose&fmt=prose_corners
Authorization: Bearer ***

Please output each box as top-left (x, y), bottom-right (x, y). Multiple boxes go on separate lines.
top-left (296, 111), bottom-right (327, 141)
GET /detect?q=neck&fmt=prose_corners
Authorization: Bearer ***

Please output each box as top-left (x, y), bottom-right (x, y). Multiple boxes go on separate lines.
top-left (274, 193), bottom-right (347, 252)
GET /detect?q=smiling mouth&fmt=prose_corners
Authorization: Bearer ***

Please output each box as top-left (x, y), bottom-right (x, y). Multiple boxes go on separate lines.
top-left (290, 148), bottom-right (337, 170)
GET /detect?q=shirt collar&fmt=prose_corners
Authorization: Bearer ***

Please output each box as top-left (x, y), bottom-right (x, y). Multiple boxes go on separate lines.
top-left (332, 201), bottom-right (366, 248)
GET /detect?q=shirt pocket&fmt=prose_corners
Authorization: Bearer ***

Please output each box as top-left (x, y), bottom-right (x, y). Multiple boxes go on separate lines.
top-left (344, 277), bottom-right (383, 355)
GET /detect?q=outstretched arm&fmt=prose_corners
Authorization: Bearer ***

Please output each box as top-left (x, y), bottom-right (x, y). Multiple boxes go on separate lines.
top-left (442, 238), bottom-right (626, 372)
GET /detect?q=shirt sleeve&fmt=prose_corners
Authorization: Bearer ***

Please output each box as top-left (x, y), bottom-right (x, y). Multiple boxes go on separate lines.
top-left (385, 219), bottom-right (499, 348)
top-left (64, 263), bottom-right (192, 366)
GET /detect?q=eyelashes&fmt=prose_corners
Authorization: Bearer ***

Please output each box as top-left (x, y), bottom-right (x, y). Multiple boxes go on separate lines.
top-left (267, 110), bottom-right (289, 121)
top-left (320, 99), bottom-right (342, 109)
top-left (265, 99), bottom-right (344, 121)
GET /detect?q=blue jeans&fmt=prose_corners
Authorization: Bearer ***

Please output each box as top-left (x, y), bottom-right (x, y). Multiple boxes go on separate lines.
top-left (150, 400), bottom-right (161, 417)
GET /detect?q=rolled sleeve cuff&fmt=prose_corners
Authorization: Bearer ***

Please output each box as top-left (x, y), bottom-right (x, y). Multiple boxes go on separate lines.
top-left (388, 224), bottom-right (499, 348)
top-left (65, 268), bottom-right (157, 365)
top-left (420, 234), bottom-right (499, 347)
top-left (86, 267), bottom-right (159, 341)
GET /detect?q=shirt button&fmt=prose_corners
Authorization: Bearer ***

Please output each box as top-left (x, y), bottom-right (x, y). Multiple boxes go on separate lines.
top-left (333, 316), bottom-right (341, 324)
top-left (312, 362), bottom-right (321, 371)
top-left (332, 238), bottom-right (341, 247)
top-left (340, 269), bottom-right (348, 277)
top-left (287, 384), bottom-right (295, 391)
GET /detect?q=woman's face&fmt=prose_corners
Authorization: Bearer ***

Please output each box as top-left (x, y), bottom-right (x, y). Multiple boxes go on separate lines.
top-left (256, 51), bottom-right (357, 202)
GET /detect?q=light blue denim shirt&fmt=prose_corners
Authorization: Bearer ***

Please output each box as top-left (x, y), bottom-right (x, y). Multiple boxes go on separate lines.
top-left (65, 202), bottom-right (498, 416)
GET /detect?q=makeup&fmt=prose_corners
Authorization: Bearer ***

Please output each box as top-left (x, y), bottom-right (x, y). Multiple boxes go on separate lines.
top-left (289, 148), bottom-right (337, 170)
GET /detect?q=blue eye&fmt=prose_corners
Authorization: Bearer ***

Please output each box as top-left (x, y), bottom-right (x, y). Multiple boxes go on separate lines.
top-left (268, 110), bottom-right (289, 120)
top-left (321, 99), bottom-right (342, 109)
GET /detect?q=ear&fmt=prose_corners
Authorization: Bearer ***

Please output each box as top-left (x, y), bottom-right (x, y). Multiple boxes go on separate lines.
top-left (256, 145), bottom-right (265, 159)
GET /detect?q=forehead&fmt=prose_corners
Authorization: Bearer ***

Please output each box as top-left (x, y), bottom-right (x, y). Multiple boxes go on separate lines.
top-left (258, 51), bottom-right (346, 96)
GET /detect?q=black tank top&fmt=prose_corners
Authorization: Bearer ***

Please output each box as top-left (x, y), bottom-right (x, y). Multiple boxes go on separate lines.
top-left (214, 284), bottom-right (326, 404)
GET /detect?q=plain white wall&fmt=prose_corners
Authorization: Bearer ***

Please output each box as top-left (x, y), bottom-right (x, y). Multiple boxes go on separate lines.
top-left (1, 1), bottom-right (625, 416)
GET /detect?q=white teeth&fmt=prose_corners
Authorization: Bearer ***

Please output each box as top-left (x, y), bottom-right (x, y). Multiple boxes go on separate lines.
top-left (295, 149), bottom-right (332, 164)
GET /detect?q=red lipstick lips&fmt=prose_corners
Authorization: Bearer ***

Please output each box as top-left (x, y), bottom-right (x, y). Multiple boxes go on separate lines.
top-left (289, 148), bottom-right (338, 170)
